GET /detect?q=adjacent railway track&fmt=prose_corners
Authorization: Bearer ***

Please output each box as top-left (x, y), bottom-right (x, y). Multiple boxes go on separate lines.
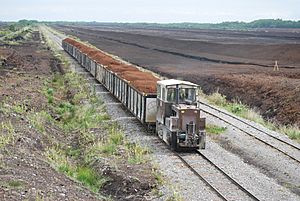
top-left (198, 101), bottom-right (300, 164)
top-left (175, 151), bottom-right (260, 201)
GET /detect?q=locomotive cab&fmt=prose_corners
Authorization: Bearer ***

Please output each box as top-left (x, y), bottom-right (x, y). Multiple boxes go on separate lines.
top-left (156, 79), bottom-right (206, 151)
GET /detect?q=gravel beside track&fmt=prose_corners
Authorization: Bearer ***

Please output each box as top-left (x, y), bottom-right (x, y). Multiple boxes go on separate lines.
top-left (42, 26), bottom-right (300, 201)
top-left (184, 151), bottom-right (259, 201)
top-left (203, 110), bottom-right (300, 197)
top-left (200, 138), bottom-right (300, 201)
top-left (179, 152), bottom-right (256, 201)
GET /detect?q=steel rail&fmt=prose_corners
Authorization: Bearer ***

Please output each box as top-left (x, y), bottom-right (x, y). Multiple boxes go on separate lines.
top-left (199, 100), bottom-right (300, 151)
top-left (198, 101), bottom-right (300, 164)
top-left (174, 152), bottom-right (229, 201)
top-left (196, 150), bottom-right (260, 201)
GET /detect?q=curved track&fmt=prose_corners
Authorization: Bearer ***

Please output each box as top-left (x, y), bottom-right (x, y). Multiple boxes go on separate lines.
top-left (198, 100), bottom-right (300, 164)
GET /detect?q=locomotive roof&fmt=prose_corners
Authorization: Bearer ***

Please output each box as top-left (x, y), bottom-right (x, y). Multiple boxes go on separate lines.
top-left (157, 79), bottom-right (198, 88)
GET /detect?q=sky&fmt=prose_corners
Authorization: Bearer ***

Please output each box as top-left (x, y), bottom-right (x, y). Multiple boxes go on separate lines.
top-left (1, 0), bottom-right (299, 23)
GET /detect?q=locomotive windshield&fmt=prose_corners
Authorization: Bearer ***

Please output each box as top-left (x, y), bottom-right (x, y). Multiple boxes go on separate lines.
top-left (167, 88), bottom-right (196, 103)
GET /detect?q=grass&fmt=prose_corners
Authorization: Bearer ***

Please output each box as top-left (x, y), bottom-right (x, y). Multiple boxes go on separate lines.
top-left (58, 163), bottom-right (75, 177)
top-left (7, 180), bottom-right (23, 188)
top-left (165, 188), bottom-right (184, 201)
top-left (42, 72), bottom-right (110, 133)
top-left (76, 167), bottom-right (108, 193)
top-left (0, 101), bottom-right (11, 114)
top-left (108, 126), bottom-right (124, 145)
top-left (279, 125), bottom-right (300, 142)
top-left (42, 68), bottom-right (113, 194)
top-left (100, 143), bottom-right (118, 155)
top-left (0, 100), bottom-right (29, 116)
top-left (126, 142), bottom-right (149, 164)
top-left (1, 180), bottom-right (24, 189)
top-left (57, 102), bottom-right (109, 132)
top-left (46, 146), bottom-right (108, 193)
top-left (41, 28), bottom-right (110, 133)
top-left (204, 90), bottom-right (300, 141)
top-left (205, 90), bottom-right (227, 106)
top-left (12, 102), bottom-right (28, 114)
top-left (85, 124), bottom-right (149, 165)
top-left (89, 125), bottom-right (124, 156)
top-left (37, 48), bottom-right (113, 193)
top-left (206, 124), bottom-right (227, 135)
top-left (29, 111), bottom-right (52, 133)
top-left (152, 165), bottom-right (164, 185)
top-left (0, 121), bottom-right (15, 149)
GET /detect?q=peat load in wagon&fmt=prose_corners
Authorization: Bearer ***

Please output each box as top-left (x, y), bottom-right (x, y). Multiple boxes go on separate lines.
top-left (63, 38), bottom-right (158, 94)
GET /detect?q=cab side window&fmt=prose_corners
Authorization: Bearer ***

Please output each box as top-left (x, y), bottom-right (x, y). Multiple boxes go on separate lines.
top-left (167, 88), bottom-right (176, 102)
top-left (157, 84), bottom-right (161, 99)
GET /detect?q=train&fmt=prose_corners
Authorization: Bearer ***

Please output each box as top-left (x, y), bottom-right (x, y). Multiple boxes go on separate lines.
top-left (62, 38), bottom-right (206, 151)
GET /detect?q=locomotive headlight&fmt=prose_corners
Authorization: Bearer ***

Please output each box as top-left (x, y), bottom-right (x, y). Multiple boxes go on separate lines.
top-left (194, 111), bottom-right (198, 113)
top-left (181, 111), bottom-right (185, 114)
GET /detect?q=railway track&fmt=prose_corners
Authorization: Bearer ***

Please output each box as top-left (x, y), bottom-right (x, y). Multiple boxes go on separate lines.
top-left (175, 151), bottom-right (260, 201)
top-left (198, 100), bottom-right (300, 164)
top-left (40, 26), bottom-right (64, 50)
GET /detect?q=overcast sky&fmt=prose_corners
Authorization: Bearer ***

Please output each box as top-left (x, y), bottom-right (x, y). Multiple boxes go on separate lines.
top-left (1, 0), bottom-right (299, 23)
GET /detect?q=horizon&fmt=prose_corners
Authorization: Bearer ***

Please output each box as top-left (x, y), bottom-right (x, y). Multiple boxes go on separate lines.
top-left (2, 18), bottom-right (300, 24)
top-left (1, 0), bottom-right (299, 23)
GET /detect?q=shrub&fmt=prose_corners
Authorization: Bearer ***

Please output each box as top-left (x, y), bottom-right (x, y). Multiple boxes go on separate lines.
top-left (206, 91), bottom-right (227, 106)
top-left (46, 88), bottom-right (54, 103)
top-left (76, 167), bottom-right (107, 193)
top-left (280, 125), bottom-right (300, 142)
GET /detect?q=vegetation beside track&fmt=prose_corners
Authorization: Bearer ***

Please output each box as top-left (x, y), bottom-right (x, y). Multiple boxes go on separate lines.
top-left (0, 21), bottom-right (37, 45)
top-left (206, 124), bottom-right (227, 135)
top-left (203, 90), bottom-right (300, 142)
